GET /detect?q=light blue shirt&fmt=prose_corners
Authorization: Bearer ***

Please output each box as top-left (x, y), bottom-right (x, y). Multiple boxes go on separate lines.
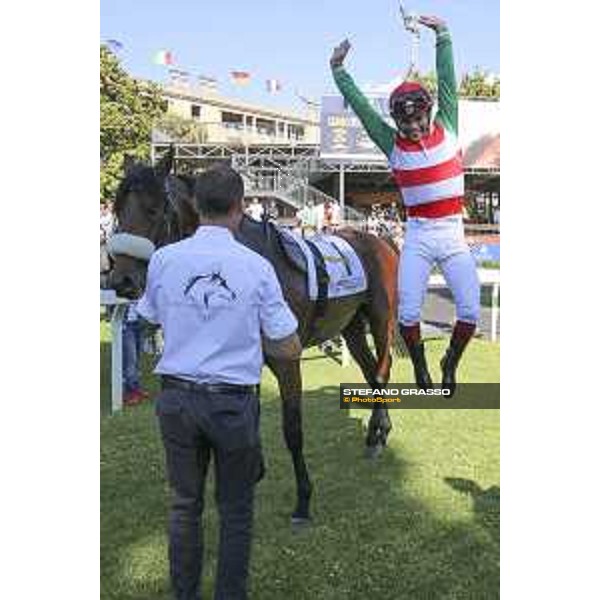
top-left (136, 226), bottom-right (298, 385)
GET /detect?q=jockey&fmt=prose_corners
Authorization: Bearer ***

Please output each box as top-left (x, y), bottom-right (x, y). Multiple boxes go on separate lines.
top-left (330, 15), bottom-right (480, 395)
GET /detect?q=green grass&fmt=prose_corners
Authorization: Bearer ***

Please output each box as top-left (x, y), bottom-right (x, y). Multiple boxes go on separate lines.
top-left (101, 322), bottom-right (499, 599)
top-left (480, 260), bottom-right (500, 270)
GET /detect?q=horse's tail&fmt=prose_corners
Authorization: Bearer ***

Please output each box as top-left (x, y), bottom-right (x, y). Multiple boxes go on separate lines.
top-left (372, 230), bottom-right (405, 357)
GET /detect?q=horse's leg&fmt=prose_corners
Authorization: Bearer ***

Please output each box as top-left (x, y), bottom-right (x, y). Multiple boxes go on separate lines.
top-left (361, 234), bottom-right (399, 455)
top-left (266, 357), bottom-right (312, 525)
top-left (341, 312), bottom-right (391, 458)
top-left (362, 301), bottom-right (396, 456)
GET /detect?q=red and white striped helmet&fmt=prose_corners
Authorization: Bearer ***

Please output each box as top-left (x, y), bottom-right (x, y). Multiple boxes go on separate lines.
top-left (389, 81), bottom-right (433, 119)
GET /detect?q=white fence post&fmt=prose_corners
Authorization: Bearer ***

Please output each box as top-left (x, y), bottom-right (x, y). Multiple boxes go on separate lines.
top-left (109, 304), bottom-right (128, 414)
top-left (491, 281), bottom-right (500, 342)
top-left (102, 290), bottom-right (131, 415)
top-left (341, 338), bottom-right (350, 367)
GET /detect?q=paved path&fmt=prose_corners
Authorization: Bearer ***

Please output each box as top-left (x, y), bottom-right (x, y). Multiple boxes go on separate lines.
top-left (422, 288), bottom-right (500, 341)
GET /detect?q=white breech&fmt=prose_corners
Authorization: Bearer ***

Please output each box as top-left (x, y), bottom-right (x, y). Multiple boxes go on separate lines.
top-left (398, 216), bottom-right (480, 326)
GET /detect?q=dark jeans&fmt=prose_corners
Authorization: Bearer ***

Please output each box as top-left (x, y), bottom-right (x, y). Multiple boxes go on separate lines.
top-left (122, 319), bottom-right (143, 392)
top-left (156, 385), bottom-right (264, 600)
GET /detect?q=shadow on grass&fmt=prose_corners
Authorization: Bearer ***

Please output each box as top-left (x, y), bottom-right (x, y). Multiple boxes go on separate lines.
top-left (101, 373), bottom-right (499, 600)
top-left (444, 478), bottom-right (500, 544)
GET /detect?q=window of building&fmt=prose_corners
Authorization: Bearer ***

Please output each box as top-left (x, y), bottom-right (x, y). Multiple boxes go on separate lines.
top-left (221, 111), bottom-right (244, 129)
top-left (288, 124), bottom-right (305, 140)
top-left (191, 104), bottom-right (201, 118)
top-left (256, 118), bottom-right (276, 136)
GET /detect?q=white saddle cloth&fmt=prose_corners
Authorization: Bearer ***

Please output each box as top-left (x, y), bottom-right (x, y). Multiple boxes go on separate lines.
top-left (282, 230), bottom-right (368, 300)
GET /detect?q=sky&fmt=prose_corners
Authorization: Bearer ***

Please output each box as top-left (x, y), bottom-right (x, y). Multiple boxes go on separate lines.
top-left (100, 0), bottom-right (499, 112)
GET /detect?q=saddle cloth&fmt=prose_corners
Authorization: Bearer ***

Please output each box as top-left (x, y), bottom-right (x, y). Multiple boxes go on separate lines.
top-left (278, 228), bottom-right (367, 300)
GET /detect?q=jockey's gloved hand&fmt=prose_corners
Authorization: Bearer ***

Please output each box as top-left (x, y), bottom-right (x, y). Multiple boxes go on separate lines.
top-left (330, 39), bottom-right (351, 68)
top-left (417, 15), bottom-right (447, 32)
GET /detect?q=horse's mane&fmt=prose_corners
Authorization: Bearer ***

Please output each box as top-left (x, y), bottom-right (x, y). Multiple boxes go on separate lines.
top-left (114, 163), bottom-right (161, 216)
top-left (114, 164), bottom-right (196, 218)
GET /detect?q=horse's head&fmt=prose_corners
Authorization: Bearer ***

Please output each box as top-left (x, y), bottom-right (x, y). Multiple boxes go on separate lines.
top-left (106, 147), bottom-right (198, 298)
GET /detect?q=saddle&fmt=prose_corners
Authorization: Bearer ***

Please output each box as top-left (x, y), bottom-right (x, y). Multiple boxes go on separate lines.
top-left (273, 225), bottom-right (330, 317)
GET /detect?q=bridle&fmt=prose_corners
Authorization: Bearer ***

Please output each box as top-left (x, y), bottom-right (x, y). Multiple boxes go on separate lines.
top-left (108, 169), bottom-right (189, 263)
top-left (156, 174), bottom-right (184, 247)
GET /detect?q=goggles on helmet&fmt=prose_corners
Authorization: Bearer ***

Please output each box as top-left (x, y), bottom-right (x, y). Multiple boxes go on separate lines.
top-left (389, 90), bottom-right (433, 120)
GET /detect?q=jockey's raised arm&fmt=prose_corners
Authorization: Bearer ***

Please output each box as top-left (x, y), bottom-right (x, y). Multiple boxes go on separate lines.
top-left (418, 15), bottom-right (459, 136)
top-left (330, 39), bottom-right (396, 157)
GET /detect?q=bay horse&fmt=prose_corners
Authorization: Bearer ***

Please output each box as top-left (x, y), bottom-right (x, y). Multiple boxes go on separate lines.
top-left (107, 148), bottom-right (400, 525)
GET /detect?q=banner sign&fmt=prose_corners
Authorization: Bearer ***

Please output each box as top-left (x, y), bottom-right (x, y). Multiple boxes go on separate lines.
top-left (319, 94), bottom-right (392, 161)
top-left (320, 94), bottom-right (500, 168)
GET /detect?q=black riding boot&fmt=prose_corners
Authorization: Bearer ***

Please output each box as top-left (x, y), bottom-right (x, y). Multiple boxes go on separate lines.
top-left (407, 341), bottom-right (434, 390)
top-left (440, 321), bottom-right (476, 397)
top-left (399, 323), bottom-right (433, 390)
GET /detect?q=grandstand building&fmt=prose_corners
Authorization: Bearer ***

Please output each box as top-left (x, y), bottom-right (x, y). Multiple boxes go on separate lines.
top-left (159, 79), bottom-right (320, 146)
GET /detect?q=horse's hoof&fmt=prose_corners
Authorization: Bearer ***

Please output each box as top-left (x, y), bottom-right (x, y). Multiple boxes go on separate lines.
top-left (291, 514), bottom-right (311, 531)
top-left (364, 443), bottom-right (384, 460)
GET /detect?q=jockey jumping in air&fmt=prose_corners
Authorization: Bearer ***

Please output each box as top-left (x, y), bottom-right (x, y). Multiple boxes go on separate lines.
top-left (330, 15), bottom-right (480, 395)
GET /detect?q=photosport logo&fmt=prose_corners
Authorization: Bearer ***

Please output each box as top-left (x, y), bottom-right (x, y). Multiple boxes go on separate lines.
top-left (339, 383), bottom-right (500, 409)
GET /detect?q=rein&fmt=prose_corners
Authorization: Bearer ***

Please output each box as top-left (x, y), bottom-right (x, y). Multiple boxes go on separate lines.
top-left (160, 175), bottom-right (184, 245)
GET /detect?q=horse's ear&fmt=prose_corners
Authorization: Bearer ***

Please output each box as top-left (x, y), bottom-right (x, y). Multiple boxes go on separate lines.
top-left (123, 154), bottom-right (136, 174)
top-left (155, 144), bottom-right (175, 176)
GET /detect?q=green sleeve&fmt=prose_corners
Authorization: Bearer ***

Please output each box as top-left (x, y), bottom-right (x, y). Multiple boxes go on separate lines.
top-left (434, 28), bottom-right (459, 135)
top-left (331, 66), bottom-right (396, 156)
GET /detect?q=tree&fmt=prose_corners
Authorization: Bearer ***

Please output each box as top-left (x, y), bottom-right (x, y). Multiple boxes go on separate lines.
top-left (100, 45), bottom-right (167, 200)
top-left (154, 113), bottom-right (207, 144)
top-left (459, 69), bottom-right (500, 99)
top-left (408, 69), bottom-right (500, 100)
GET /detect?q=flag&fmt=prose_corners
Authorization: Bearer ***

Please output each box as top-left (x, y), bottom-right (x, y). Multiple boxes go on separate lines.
top-left (231, 71), bottom-right (251, 85)
top-left (154, 50), bottom-right (174, 66)
top-left (105, 39), bottom-right (123, 53)
top-left (197, 74), bottom-right (217, 85)
top-left (266, 79), bottom-right (282, 93)
top-left (169, 68), bottom-right (190, 86)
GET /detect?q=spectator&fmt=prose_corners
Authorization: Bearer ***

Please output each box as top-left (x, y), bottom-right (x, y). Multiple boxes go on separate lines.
top-left (367, 211), bottom-right (379, 235)
top-left (330, 200), bottom-right (342, 229)
top-left (122, 301), bottom-right (149, 406)
top-left (100, 201), bottom-right (115, 242)
top-left (246, 197), bottom-right (264, 221)
top-left (297, 200), bottom-right (318, 237)
top-left (267, 199), bottom-right (280, 221)
top-left (322, 200), bottom-right (341, 233)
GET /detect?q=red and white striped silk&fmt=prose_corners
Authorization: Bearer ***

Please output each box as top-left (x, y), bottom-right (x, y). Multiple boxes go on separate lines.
top-left (389, 123), bottom-right (464, 211)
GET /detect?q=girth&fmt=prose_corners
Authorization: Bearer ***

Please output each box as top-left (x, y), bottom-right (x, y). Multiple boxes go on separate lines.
top-left (303, 238), bottom-right (330, 319)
